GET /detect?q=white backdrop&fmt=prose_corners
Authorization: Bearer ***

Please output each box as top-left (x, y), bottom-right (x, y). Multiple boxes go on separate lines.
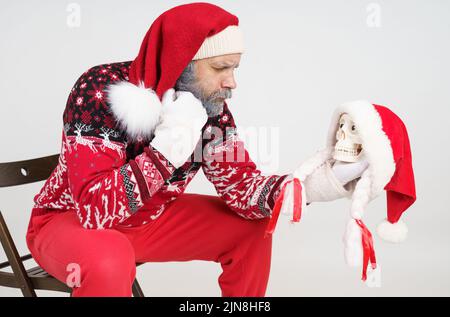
top-left (0, 0), bottom-right (449, 296)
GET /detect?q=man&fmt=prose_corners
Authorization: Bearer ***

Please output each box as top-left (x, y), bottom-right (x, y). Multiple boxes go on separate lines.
top-left (26, 3), bottom-right (365, 297)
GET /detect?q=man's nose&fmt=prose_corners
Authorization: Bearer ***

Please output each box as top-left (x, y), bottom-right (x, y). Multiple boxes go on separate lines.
top-left (222, 74), bottom-right (237, 90)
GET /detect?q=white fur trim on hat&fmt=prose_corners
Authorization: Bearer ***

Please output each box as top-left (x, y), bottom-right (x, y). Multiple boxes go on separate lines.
top-left (105, 81), bottom-right (162, 142)
top-left (376, 219), bottom-right (408, 243)
top-left (349, 169), bottom-right (372, 220)
top-left (192, 25), bottom-right (244, 60)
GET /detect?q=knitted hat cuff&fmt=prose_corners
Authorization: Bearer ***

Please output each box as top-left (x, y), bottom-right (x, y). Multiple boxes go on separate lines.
top-left (192, 25), bottom-right (244, 60)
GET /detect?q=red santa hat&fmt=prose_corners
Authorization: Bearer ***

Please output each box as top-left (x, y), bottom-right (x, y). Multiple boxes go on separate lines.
top-left (292, 100), bottom-right (416, 280)
top-left (106, 3), bottom-right (244, 141)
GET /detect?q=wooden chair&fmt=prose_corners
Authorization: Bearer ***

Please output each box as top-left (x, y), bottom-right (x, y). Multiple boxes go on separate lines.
top-left (0, 154), bottom-right (145, 297)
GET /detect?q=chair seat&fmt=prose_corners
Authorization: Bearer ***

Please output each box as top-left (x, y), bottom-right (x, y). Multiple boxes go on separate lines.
top-left (27, 266), bottom-right (49, 278)
top-left (1, 262), bottom-right (146, 294)
top-left (28, 266), bottom-right (72, 292)
top-left (0, 265), bottom-right (71, 293)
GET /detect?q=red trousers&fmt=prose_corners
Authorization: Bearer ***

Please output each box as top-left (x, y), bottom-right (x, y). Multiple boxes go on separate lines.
top-left (26, 193), bottom-right (272, 297)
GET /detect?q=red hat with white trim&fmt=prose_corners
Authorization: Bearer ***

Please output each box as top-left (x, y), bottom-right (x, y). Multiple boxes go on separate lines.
top-left (328, 100), bottom-right (416, 239)
top-left (295, 100), bottom-right (416, 280)
top-left (106, 3), bottom-right (244, 141)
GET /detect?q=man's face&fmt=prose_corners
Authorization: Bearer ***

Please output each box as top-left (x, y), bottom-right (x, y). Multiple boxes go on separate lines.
top-left (175, 53), bottom-right (241, 117)
top-left (195, 53), bottom-right (241, 101)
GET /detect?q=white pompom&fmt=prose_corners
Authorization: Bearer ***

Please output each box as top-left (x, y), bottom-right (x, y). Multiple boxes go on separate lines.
top-left (376, 219), bottom-right (408, 243)
top-left (106, 80), bottom-right (162, 142)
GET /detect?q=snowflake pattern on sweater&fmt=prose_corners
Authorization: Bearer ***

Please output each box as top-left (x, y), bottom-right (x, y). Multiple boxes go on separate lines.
top-left (28, 61), bottom-right (288, 230)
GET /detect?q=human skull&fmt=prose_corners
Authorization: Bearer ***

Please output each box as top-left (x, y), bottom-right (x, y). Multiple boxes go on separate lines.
top-left (333, 113), bottom-right (363, 162)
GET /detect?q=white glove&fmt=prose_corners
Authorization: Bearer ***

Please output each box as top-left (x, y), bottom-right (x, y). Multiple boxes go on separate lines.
top-left (331, 157), bottom-right (369, 185)
top-left (300, 160), bottom-right (353, 203)
top-left (279, 159), bottom-right (369, 219)
top-left (150, 89), bottom-right (208, 168)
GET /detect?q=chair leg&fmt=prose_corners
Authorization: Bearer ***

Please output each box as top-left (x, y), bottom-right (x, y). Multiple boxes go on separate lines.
top-left (132, 278), bottom-right (145, 297)
top-left (0, 211), bottom-right (36, 297)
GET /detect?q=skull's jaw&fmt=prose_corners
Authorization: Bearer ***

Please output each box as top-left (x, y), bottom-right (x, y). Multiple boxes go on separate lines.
top-left (333, 144), bottom-right (363, 162)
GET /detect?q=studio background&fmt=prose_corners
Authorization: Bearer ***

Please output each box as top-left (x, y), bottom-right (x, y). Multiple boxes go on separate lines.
top-left (0, 0), bottom-right (449, 296)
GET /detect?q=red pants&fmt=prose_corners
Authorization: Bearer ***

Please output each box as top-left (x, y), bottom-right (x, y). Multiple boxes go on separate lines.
top-left (26, 194), bottom-right (272, 297)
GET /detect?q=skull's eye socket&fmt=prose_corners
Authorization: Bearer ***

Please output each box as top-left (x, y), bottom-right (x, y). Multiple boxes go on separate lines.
top-left (351, 125), bottom-right (356, 131)
top-left (340, 123), bottom-right (344, 128)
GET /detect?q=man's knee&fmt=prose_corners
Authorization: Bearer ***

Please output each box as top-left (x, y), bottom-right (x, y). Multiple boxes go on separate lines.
top-left (77, 232), bottom-right (136, 284)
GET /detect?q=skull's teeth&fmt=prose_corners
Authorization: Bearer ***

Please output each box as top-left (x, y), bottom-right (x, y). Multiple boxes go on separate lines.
top-left (336, 148), bottom-right (360, 155)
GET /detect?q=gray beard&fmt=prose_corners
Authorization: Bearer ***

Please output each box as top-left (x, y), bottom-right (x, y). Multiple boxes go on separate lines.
top-left (174, 62), bottom-right (232, 117)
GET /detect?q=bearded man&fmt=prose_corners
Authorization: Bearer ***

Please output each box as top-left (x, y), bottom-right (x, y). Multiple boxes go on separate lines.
top-left (26, 3), bottom-right (366, 297)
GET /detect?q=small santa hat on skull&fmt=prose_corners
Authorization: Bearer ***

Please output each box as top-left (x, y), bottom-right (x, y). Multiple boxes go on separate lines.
top-left (331, 101), bottom-right (416, 281)
top-left (106, 3), bottom-right (244, 141)
top-left (290, 100), bottom-right (416, 280)
top-left (327, 100), bottom-right (416, 242)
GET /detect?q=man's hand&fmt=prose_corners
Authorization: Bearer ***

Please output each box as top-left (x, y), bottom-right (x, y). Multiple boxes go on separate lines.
top-left (150, 88), bottom-right (208, 168)
top-left (295, 157), bottom-right (368, 204)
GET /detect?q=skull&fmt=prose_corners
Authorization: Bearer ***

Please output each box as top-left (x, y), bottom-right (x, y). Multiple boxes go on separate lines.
top-left (333, 113), bottom-right (363, 162)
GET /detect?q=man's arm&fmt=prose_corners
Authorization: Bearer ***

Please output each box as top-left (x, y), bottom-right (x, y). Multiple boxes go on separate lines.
top-left (63, 64), bottom-right (175, 229)
top-left (201, 103), bottom-right (288, 219)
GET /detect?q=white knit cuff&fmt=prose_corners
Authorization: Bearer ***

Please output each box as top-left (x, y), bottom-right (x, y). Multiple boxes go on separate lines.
top-left (192, 25), bottom-right (244, 60)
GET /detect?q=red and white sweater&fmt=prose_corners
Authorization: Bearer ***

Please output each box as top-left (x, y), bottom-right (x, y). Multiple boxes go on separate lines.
top-left (28, 61), bottom-right (288, 230)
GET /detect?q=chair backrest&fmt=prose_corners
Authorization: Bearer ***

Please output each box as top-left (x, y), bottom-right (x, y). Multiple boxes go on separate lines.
top-left (0, 154), bottom-right (61, 296)
top-left (0, 154), bottom-right (60, 188)
top-left (0, 154), bottom-right (59, 268)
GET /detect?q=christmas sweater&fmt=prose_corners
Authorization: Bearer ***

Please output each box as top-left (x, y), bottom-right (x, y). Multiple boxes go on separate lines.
top-left (28, 61), bottom-right (288, 230)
